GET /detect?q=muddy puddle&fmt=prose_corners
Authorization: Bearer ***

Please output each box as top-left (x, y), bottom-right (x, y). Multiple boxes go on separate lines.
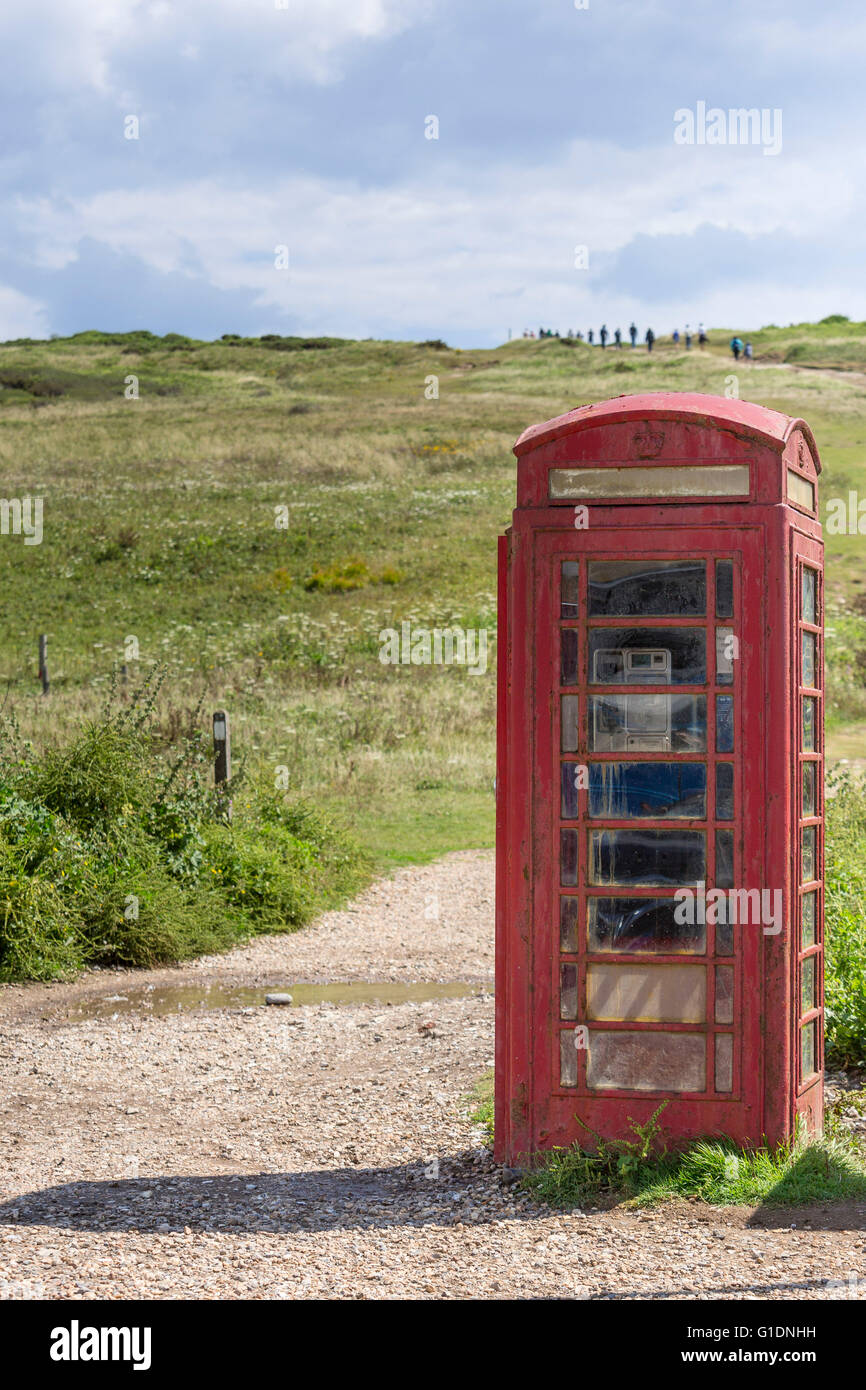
top-left (66, 980), bottom-right (492, 1020)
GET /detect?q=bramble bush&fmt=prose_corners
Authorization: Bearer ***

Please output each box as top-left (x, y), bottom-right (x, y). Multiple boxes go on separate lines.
top-left (824, 765), bottom-right (866, 1066)
top-left (0, 671), bottom-right (368, 981)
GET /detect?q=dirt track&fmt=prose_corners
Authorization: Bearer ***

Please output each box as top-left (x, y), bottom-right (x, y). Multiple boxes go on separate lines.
top-left (1, 850), bottom-right (864, 1300)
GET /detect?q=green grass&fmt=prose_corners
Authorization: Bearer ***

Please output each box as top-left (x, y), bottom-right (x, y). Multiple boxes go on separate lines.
top-left (519, 1100), bottom-right (866, 1209)
top-left (467, 1068), bottom-right (495, 1140)
top-left (824, 768), bottom-right (866, 1064)
top-left (3, 321), bottom-right (866, 987)
top-left (1, 323), bottom-right (865, 863)
top-left (524, 1133), bottom-right (866, 1209)
top-left (352, 788), bottom-right (494, 869)
top-left (469, 1073), bottom-right (866, 1209)
top-left (0, 329), bottom-right (510, 867)
top-left (728, 314), bottom-right (866, 372)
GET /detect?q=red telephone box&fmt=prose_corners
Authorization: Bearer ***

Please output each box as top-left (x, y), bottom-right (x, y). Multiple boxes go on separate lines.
top-left (495, 393), bottom-right (824, 1161)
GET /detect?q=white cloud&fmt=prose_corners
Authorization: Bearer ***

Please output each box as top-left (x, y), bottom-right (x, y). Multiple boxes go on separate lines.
top-left (3, 0), bottom-right (863, 343)
top-left (0, 0), bottom-right (431, 96)
top-left (12, 129), bottom-right (861, 341)
top-left (0, 286), bottom-right (50, 339)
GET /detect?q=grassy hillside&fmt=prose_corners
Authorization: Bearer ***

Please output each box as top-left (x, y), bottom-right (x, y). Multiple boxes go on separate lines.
top-left (2, 323), bottom-right (866, 868)
top-left (726, 314), bottom-right (866, 372)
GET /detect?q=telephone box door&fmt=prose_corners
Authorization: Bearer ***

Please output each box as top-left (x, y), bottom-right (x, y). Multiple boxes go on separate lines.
top-left (528, 525), bottom-right (766, 1147)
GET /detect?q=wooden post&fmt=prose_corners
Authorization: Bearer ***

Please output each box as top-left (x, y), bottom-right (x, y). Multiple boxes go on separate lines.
top-left (213, 710), bottom-right (231, 820)
top-left (38, 634), bottom-right (49, 695)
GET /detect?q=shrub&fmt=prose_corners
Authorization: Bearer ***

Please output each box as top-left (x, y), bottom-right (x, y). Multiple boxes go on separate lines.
top-left (303, 557), bottom-right (404, 592)
top-left (0, 839), bottom-right (83, 980)
top-left (0, 674), bottom-right (368, 981)
top-left (304, 557), bottom-right (371, 592)
top-left (824, 766), bottom-right (866, 1065)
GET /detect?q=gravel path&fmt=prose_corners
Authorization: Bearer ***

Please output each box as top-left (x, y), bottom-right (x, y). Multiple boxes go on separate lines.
top-left (1, 849), bottom-right (865, 1300)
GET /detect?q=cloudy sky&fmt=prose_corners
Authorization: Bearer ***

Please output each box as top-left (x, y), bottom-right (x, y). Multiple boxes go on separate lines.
top-left (2, 0), bottom-right (864, 346)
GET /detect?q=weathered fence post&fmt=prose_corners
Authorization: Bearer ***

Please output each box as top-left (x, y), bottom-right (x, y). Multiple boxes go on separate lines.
top-left (213, 710), bottom-right (231, 820)
top-left (38, 634), bottom-right (49, 695)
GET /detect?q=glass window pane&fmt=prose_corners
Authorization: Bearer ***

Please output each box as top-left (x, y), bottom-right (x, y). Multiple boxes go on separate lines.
top-left (800, 1020), bottom-right (816, 1080)
top-left (587, 1030), bottom-right (706, 1092)
top-left (561, 561), bottom-right (580, 619)
top-left (560, 829), bottom-right (579, 886)
top-left (802, 632), bottom-right (816, 689)
top-left (715, 762), bottom-right (734, 820)
top-left (587, 963), bottom-right (706, 1022)
top-left (715, 916), bottom-right (734, 956)
top-left (561, 762), bottom-right (580, 819)
top-left (802, 762), bottom-right (816, 817)
top-left (588, 694), bottom-right (706, 753)
top-left (587, 761), bottom-right (706, 819)
top-left (561, 695), bottom-right (579, 752)
top-left (587, 560), bottom-right (706, 617)
top-left (715, 1034), bottom-right (733, 1092)
top-left (802, 568), bottom-right (816, 624)
top-left (560, 1030), bottom-right (578, 1087)
top-left (715, 965), bottom-right (734, 1023)
top-left (717, 767), bottom-right (733, 817)
top-left (587, 896), bottom-right (706, 954)
top-left (715, 627), bottom-right (734, 685)
top-left (801, 891), bottom-right (816, 948)
top-left (715, 829), bottom-right (734, 889)
top-left (560, 896), bottom-right (579, 952)
top-left (802, 697), bottom-right (817, 751)
top-left (589, 829), bottom-right (706, 886)
top-left (560, 963), bottom-right (579, 1019)
top-left (715, 560), bottom-right (734, 618)
top-left (788, 469), bottom-right (815, 512)
top-left (588, 628), bottom-right (705, 685)
top-left (551, 465), bottom-right (749, 500)
top-left (802, 825), bottom-right (817, 883)
top-left (561, 629), bottom-right (579, 686)
top-left (716, 695), bottom-right (734, 752)
top-left (801, 956), bottom-right (816, 1015)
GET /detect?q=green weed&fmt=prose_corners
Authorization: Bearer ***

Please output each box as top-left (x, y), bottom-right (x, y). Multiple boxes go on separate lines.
top-left (522, 1109), bottom-right (866, 1209)
top-left (0, 675), bottom-right (368, 981)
